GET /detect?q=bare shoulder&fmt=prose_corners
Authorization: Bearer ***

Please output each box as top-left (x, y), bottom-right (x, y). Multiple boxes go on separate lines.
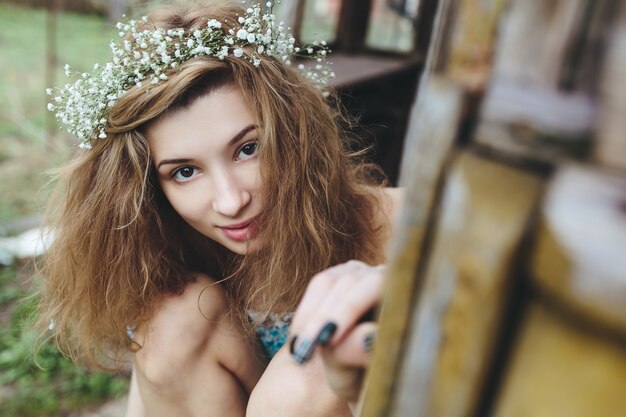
top-left (134, 273), bottom-right (226, 346)
top-left (380, 187), bottom-right (405, 223)
top-left (187, 272), bottom-right (227, 319)
top-left (368, 186), bottom-right (406, 254)
top-left (371, 186), bottom-right (405, 226)
top-left (131, 273), bottom-right (228, 386)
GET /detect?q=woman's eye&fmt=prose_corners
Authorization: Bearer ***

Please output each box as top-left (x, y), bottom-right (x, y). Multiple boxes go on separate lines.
top-left (237, 142), bottom-right (258, 160)
top-left (172, 166), bottom-right (198, 182)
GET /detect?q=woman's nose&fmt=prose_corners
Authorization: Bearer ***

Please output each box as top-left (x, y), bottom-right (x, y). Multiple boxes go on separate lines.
top-left (211, 168), bottom-right (251, 217)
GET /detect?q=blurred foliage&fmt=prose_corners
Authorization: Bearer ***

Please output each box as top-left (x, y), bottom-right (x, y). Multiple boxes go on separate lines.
top-left (0, 0), bottom-right (107, 16)
top-left (0, 265), bottom-right (129, 417)
top-left (0, 4), bottom-right (115, 223)
top-left (0, 5), bottom-right (129, 415)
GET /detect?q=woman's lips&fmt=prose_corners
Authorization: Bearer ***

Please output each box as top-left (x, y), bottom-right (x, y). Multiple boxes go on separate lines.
top-left (218, 218), bottom-right (257, 242)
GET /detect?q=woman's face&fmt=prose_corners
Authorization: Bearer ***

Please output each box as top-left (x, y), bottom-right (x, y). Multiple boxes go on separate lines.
top-left (146, 86), bottom-right (264, 255)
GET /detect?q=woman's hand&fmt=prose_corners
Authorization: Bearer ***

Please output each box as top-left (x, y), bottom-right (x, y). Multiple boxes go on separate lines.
top-left (288, 260), bottom-right (386, 404)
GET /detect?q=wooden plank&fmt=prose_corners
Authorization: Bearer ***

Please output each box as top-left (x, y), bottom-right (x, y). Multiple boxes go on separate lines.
top-left (413, 0), bottom-right (441, 60)
top-left (481, 78), bottom-right (596, 136)
top-left (359, 1), bottom-right (509, 415)
top-left (493, 302), bottom-right (626, 417)
top-left (401, 0), bottom-right (508, 180)
top-left (392, 152), bottom-right (543, 417)
top-left (445, 0), bottom-right (508, 90)
top-left (492, 0), bottom-right (587, 89)
top-left (558, 0), bottom-right (616, 92)
top-left (474, 77), bottom-right (596, 164)
top-left (472, 1), bottom-right (626, 165)
top-left (421, 0), bottom-right (507, 91)
top-left (335, 0), bottom-right (374, 53)
top-left (531, 164), bottom-right (626, 335)
top-left (359, 75), bottom-right (466, 417)
top-left (594, 2), bottom-right (626, 172)
top-left (327, 53), bottom-right (420, 89)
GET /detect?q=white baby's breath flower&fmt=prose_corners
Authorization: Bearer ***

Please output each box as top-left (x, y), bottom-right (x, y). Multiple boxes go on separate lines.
top-left (237, 29), bottom-right (248, 40)
top-left (217, 45), bottom-right (229, 60)
top-left (46, 4), bottom-right (332, 148)
top-left (207, 19), bottom-right (221, 29)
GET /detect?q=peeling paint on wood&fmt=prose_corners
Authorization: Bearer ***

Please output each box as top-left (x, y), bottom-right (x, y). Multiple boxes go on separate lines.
top-left (492, 303), bottom-right (626, 417)
top-left (392, 152), bottom-right (543, 417)
top-left (595, 2), bottom-right (626, 172)
top-left (532, 164), bottom-right (626, 336)
top-left (360, 75), bottom-right (466, 417)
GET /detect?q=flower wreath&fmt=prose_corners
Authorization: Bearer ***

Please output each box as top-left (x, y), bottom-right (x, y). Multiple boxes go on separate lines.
top-left (47, 1), bottom-right (333, 149)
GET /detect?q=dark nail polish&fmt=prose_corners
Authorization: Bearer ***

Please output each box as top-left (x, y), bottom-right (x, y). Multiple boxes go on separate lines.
top-left (289, 335), bottom-right (298, 355)
top-left (292, 338), bottom-right (315, 364)
top-left (359, 307), bottom-right (377, 323)
top-left (315, 322), bottom-right (337, 346)
top-left (364, 332), bottom-right (375, 353)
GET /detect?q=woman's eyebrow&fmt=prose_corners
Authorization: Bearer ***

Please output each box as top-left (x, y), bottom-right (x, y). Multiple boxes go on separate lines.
top-left (157, 158), bottom-right (192, 170)
top-left (228, 124), bottom-right (257, 146)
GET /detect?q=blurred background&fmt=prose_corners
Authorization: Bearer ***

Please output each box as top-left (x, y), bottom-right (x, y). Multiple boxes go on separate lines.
top-left (3, 0), bottom-right (625, 416)
top-left (0, 0), bottom-right (423, 415)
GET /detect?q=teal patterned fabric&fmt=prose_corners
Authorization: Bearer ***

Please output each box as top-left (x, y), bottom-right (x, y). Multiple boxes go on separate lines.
top-left (128, 313), bottom-right (293, 359)
top-left (249, 311), bottom-right (294, 358)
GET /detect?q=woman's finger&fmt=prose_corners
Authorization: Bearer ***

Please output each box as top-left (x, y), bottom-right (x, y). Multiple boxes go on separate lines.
top-left (290, 262), bottom-right (385, 364)
top-left (289, 265), bottom-right (343, 334)
top-left (290, 260), bottom-right (367, 334)
top-left (321, 322), bottom-right (377, 368)
top-left (320, 322), bottom-right (377, 403)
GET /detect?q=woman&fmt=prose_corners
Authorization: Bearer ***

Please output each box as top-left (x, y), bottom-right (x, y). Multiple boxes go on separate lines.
top-left (40, 2), bottom-right (402, 416)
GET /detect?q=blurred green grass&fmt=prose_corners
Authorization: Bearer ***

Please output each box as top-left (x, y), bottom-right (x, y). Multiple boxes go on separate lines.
top-left (0, 3), bottom-right (116, 223)
top-left (0, 5), bottom-right (130, 416)
top-left (0, 265), bottom-right (129, 417)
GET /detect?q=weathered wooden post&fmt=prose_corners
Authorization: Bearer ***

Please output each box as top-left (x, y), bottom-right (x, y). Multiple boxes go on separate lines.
top-left (360, 0), bottom-right (626, 416)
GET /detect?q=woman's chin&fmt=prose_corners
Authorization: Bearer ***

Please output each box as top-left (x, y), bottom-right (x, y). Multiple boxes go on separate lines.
top-left (220, 236), bottom-right (264, 256)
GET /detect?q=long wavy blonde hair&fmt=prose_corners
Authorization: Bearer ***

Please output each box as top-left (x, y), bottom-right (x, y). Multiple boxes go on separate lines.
top-left (37, 2), bottom-right (385, 369)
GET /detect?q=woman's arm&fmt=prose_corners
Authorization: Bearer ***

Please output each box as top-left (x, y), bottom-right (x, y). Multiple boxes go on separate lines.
top-left (126, 274), bottom-right (262, 417)
top-left (288, 261), bottom-right (386, 407)
top-left (286, 187), bottom-right (403, 408)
